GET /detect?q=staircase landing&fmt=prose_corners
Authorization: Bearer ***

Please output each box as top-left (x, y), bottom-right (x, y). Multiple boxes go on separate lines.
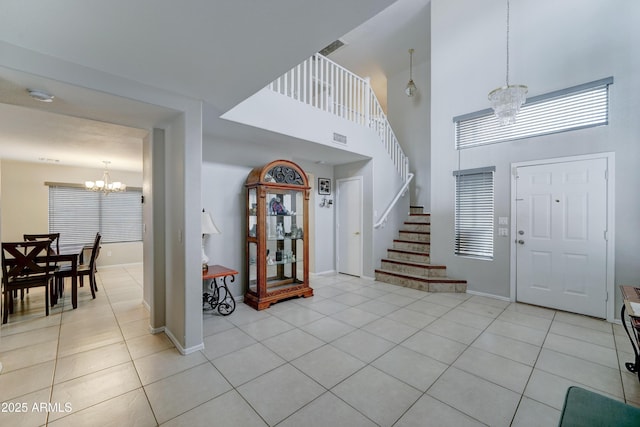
top-left (375, 207), bottom-right (467, 293)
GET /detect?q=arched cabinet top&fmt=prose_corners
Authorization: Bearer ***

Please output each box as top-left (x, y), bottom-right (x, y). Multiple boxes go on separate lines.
top-left (246, 159), bottom-right (309, 188)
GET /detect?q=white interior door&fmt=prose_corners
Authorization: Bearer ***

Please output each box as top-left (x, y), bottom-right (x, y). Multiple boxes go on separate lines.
top-left (337, 177), bottom-right (362, 276)
top-left (515, 158), bottom-right (608, 318)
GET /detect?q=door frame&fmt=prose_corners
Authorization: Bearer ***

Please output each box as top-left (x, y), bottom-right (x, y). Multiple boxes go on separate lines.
top-left (336, 176), bottom-right (364, 277)
top-left (509, 152), bottom-right (615, 321)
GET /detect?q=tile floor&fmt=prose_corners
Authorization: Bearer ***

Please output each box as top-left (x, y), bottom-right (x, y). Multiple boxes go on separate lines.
top-left (1, 265), bottom-right (639, 426)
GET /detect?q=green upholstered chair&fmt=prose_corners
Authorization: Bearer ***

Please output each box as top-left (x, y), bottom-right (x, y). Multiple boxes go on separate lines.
top-left (559, 386), bottom-right (640, 427)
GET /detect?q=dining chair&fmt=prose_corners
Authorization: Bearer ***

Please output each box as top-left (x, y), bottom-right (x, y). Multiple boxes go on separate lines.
top-left (54, 233), bottom-right (101, 300)
top-left (23, 233), bottom-right (60, 256)
top-left (23, 233), bottom-right (61, 302)
top-left (1, 240), bottom-right (53, 324)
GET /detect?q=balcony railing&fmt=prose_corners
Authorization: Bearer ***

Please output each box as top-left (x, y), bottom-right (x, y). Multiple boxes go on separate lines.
top-left (268, 54), bottom-right (409, 182)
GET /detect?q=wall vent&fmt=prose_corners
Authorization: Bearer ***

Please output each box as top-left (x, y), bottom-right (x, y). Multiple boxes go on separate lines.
top-left (333, 132), bottom-right (347, 144)
top-left (319, 40), bottom-right (346, 57)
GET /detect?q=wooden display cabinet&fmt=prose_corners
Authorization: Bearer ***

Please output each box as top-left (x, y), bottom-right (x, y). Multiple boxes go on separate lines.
top-left (244, 160), bottom-right (313, 310)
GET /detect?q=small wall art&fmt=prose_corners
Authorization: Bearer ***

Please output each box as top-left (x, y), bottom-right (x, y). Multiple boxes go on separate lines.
top-left (318, 178), bottom-right (331, 195)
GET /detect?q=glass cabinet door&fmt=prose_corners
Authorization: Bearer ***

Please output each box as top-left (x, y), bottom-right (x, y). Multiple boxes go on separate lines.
top-left (265, 189), bottom-right (304, 291)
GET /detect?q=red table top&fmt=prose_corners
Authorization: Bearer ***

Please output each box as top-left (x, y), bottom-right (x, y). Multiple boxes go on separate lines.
top-left (203, 264), bottom-right (239, 280)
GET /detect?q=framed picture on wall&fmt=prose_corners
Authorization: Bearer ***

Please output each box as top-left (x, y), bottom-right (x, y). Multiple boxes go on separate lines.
top-left (318, 178), bottom-right (331, 195)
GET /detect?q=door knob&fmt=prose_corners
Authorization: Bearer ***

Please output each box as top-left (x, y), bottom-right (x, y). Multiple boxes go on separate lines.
top-left (517, 239), bottom-right (525, 245)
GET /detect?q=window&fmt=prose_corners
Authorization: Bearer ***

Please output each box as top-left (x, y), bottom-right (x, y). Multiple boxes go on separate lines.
top-left (48, 185), bottom-right (142, 245)
top-left (454, 77), bottom-right (613, 149)
top-left (454, 167), bottom-right (495, 259)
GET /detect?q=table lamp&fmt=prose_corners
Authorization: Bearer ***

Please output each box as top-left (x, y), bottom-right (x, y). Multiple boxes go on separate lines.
top-left (202, 210), bottom-right (221, 270)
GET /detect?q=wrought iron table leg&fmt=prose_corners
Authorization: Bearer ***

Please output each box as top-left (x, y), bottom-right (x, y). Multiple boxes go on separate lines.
top-left (621, 304), bottom-right (640, 380)
top-left (216, 275), bottom-right (236, 316)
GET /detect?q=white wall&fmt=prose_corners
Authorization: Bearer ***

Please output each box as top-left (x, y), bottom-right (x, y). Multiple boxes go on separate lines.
top-left (387, 4), bottom-right (430, 211)
top-left (430, 0), bottom-right (640, 313)
top-left (202, 138), bottom-right (337, 298)
top-left (218, 88), bottom-right (408, 280)
top-left (0, 159), bottom-right (143, 266)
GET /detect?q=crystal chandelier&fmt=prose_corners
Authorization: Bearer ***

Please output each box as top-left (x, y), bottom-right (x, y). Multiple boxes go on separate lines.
top-left (405, 48), bottom-right (417, 97)
top-left (488, 0), bottom-right (527, 125)
top-left (85, 161), bottom-right (126, 194)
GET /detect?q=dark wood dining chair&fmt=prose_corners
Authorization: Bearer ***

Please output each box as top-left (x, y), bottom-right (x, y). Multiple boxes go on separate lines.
top-left (23, 233), bottom-right (61, 302)
top-left (2, 240), bottom-right (53, 324)
top-left (23, 233), bottom-right (60, 256)
top-left (54, 233), bottom-right (101, 300)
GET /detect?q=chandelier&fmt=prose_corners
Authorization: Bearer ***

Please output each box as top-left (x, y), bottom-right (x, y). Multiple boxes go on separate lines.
top-left (488, 0), bottom-right (527, 125)
top-left (405, 48), bottom-right (417, 97)
top-left (85, 161), bottom-right (126, 194)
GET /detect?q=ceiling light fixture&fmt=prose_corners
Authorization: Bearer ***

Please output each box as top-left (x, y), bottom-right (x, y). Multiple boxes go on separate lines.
top-left (27, 89), bottom-right (55, 103)
top-left (405, 48), bottom-right (417, 97)
top-left (488, 0), bottom-right (528, 125)
top-left (85, 161), bottom-right (126, 194)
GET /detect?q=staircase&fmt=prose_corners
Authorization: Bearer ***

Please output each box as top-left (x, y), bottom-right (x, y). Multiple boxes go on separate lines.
top-left (375, 207), bottom-right (467, 293)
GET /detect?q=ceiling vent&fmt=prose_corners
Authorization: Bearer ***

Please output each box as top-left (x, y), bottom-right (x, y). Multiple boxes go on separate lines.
top-left (319, 40), bottom-right (346, 57)
top-left (333, 132), bottom-right (347, 144)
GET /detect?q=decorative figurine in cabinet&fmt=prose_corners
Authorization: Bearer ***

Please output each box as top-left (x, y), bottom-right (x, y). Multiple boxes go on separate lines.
top-left (245, 160), bottom-right (313, 310)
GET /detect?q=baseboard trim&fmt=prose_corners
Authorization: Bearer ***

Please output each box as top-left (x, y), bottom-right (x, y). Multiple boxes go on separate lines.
top-left (466, 289), bottom-right (512, 302)
top-left (312, 270), bottom-right (337, 276)
top-left (149, 325), bottom-right (165, 334)
top-left (164, 327), bottom-right (204, 355)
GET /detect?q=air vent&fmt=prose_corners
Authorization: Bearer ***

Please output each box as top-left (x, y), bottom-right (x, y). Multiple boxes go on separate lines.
top-left (319, 40), bottom-right (346, 56)
top-left (333, 132), bottom-right (347, 144)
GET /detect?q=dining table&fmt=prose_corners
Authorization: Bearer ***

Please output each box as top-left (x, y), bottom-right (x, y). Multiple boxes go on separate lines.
top-left (50, 243), bottom-right (88, 309)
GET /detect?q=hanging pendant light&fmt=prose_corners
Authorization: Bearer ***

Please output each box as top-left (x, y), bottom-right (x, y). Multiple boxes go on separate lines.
top-left (488, 0), bottom-right (527, 125)
top-left (405, 48), bottom-right (417, 97)
top-left (85, 161), bottom-right (126, 194)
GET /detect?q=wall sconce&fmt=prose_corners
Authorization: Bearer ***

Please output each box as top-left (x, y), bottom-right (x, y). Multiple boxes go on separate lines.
top-left (319, 197), bottom-right (333, 208)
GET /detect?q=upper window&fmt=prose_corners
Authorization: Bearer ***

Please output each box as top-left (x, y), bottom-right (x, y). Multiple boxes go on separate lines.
top-left (48, 185), bottom-right (142, 246)
top-left (454, 77), bottom-right (613, 149)
top-left (454, 167), bottom-right (495, 260)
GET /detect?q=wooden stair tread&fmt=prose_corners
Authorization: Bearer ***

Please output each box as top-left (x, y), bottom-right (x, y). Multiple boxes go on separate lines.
top-left (393, 239), bottom-right (429, 243)
top-left (399, 230), bottom-right (430, 234)
top-left (375, 269), bottom-right (466, 283)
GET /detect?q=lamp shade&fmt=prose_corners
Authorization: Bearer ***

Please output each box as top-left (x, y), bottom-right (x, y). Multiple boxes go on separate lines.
top-left (202, 211), bottom-right (221, 235)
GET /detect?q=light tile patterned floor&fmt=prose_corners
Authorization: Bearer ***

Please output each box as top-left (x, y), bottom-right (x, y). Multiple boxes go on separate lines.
top-left (1, 265), bottom-right (639, 426)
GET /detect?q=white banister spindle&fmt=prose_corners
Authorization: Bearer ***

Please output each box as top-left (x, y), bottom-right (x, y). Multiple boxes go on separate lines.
top-left (266, 53), bottom-right (410, 184)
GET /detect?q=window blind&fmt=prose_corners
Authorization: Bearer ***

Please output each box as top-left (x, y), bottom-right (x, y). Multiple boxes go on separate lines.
top-left (454, 77), bottom-right (613, 149)
top-left (49, 185), bottom-right (142, 245)
top-left (454, 167), bottom-right (495, 259)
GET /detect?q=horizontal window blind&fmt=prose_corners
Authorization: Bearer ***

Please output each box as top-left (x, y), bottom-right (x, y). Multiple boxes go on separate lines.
top-left (455, 77), bottom-right (613, 149)
top-left (49, 186), bottom-right (142, 245)
top-left (454, 167), bottom-right (494, 259)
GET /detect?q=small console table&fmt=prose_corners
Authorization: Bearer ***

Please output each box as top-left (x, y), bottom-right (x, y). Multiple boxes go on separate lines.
top-left (203, 265), bottom-right (238, 315)
top-left (620, 285), bottom-right (640, 381)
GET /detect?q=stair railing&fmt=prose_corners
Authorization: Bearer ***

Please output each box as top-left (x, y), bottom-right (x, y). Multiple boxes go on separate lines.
top-left (268, 54), bottom-right (410, 182)
top-left (374, 171), bottom-right (414, 229)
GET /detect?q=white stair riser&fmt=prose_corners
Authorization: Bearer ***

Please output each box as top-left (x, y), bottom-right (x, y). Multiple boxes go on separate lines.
top-left (398, 231), bottom-right (430, 243)
top-left (387, 251), bottom-right (430, 264)
top-left (409, 207), bottom-right (424, 214)
top-left (380, 261), bottom-right (446, 277)
top-left (393, 241), bottom-right (430, 252)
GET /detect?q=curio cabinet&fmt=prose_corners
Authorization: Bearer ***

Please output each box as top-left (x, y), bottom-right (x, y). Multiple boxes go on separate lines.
top-left (245, 160), bottom-right (313, 310)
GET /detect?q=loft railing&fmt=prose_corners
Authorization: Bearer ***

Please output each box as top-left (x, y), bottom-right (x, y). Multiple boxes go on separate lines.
top-left (268, 54), bottom-right (410, 182)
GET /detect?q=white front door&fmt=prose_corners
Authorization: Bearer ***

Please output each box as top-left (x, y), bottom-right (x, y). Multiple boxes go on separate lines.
top-left (337, 177), bottom-right (362, 276)
top-left (515, 158), bottom-right (608, 318)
